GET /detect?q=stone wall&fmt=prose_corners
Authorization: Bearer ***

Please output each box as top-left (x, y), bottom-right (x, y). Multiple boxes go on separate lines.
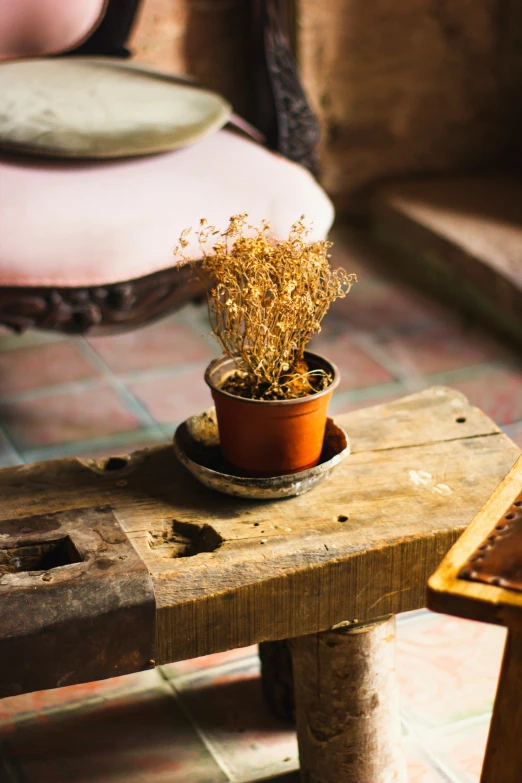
top-left (296, 0), bottom-right (522, 211)
top-left (129, 0), bottom-right (249, 116)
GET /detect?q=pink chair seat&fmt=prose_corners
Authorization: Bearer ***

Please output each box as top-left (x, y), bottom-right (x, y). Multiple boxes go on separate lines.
top-left (0, 131), bottom-right (334, 288)
top-left (0, 0), bottom-right (106, 60)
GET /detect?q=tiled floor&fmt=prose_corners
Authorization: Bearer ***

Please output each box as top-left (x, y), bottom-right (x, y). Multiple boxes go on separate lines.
top-left (0, 224), bottom-right (521, 782)
top-left (0, 616), bottom-right (507, 783)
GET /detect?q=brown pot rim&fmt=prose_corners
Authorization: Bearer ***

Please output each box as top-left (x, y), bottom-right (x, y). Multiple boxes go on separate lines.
top-left (204, 350), bottom-right (340, 406)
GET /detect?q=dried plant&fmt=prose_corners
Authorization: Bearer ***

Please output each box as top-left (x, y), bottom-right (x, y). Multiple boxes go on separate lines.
top-left (175, 214), bottom-right (357, 400)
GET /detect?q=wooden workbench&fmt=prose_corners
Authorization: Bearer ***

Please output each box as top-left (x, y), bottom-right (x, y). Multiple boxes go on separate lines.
top-left (0, 386), bottom-right (519, 782)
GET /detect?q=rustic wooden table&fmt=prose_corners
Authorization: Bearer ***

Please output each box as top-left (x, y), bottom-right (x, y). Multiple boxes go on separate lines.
top-left (0, 387), bottom-right (519, 782)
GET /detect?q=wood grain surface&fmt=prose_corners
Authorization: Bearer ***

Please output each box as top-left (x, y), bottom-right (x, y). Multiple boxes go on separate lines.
top-left (0, 387), bottom-right (518, 663)
top-left (291, 617), bottom-right (406, 783)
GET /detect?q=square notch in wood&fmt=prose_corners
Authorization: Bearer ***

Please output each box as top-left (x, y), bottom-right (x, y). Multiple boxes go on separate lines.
top-left (0, 536), bottom-right (81, 577)
top-left (0, 506), bottom-right (156, 697)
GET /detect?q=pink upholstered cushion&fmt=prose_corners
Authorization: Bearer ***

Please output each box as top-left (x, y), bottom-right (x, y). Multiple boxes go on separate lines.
top-left (0, 0), bottom-right (106, 60)
top-left (0, 130), bottom-right (334, 287)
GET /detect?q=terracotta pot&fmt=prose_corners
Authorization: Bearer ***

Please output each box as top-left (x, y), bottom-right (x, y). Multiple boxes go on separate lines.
top-left (204, 351), bottom-right (339, 477)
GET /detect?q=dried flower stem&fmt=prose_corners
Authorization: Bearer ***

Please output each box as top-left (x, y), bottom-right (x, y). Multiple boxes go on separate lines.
top-left (175, 214), bottom-right (356, 399)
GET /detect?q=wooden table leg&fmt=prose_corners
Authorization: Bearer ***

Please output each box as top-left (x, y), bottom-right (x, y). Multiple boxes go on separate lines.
top-left (290, 616), bottom-right (407, 783)
top-left (481, 628), bottom-right (522, 783)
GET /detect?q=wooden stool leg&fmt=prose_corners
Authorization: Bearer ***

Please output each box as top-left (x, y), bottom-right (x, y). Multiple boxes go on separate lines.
top-left (481, 628), bottom-right (522, 783)
top-left (290, 616), bottom-right (406, 783)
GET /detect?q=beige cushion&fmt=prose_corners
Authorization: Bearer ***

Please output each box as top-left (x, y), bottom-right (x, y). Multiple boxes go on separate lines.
top-left (0, 57), bottom-right (232, 158)
top-left (0, 130), bottom-right (335, 288)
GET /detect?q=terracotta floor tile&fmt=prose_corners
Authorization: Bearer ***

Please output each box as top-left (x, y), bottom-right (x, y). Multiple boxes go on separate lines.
top-left (176, 302), bottom-right (215, 336)
top-left (329, 278), bottom-right (448, 332)
top-left (450, 367), bottom-right (522, 425)
top-left (404, 740), bottom-right (450, 783)
top-left (310, 332), bottom-right (393, 392)
top-left (369, 322), bottom-right (501, 376)
top-left (127, 364), bottom-right (213, 424)
top-left (1, 685), bottom-right (227, 783)
top-left (0, 342), bottom-right (99, 397)
top-left (503, 420), bottom-right (522, 448)
top-left (328, 224), bottom-right (390, 281)
top-left (0, 429), bottom-right (21, 467)
top-left (0, 669), bottom-right (163, 727)
top-left (0, 329), bottom-right (63, 351)
top-left (397, 611), bottom-right (505, 730)
top-left (89, 318), bottom-right (217, 374)
top-left (0, 385), bottom-right (142, 449)
top-left (74, 432), bottom-right (162, 459)
top-left (161, 646), bottom-right (258, 680)
top-left (175, 657), bottom-right (298, 782)
top-left (426, 717), bottom-right (490, 783)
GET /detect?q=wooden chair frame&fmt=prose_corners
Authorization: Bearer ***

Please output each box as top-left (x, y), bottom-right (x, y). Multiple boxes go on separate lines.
top-left (428, 455), bottom-right (522, 783)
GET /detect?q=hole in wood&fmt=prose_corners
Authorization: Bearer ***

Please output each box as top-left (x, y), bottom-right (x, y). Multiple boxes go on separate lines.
top-left (506, 513), bottom-right (516, 520)
top-left (103, 457), bottom-right (129, 472)
top-left (337, 515), bottom-right (349, 522)
top-left (148, 520), bottom-right (222, 559)
top-left (456, 417), bottom-right (467, 423)
top-left (0, 536), bottom-right (81, 576)
top-left (514, 501), bottom-right (522, 507)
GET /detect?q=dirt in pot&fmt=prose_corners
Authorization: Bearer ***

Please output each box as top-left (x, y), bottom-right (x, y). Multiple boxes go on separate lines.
top-left (221, 359), bottom-right (332, 401)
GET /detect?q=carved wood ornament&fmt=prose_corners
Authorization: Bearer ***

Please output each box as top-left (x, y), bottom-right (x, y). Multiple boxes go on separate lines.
top-left (0, 266), bottom-right (204, 336)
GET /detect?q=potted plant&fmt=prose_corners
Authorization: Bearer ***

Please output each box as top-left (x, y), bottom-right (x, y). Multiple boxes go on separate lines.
top-left (176, 214), bottom-right (356, 477)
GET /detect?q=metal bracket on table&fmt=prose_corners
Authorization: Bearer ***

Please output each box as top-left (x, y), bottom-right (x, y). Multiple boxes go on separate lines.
top-left (0, 505), bottom-right (156, 698)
